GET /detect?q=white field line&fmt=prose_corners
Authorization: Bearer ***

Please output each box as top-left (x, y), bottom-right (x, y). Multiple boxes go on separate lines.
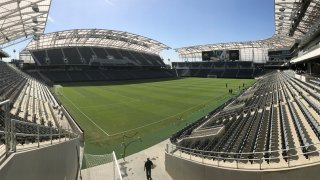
top-left (61, 94), bottom-right (110, 136)
top-left (79, 99), bottom-right (138, 109)
top-left (101, 88), bottom-right (140, 102)
top-left (108, 93), bottom-right (230, 137)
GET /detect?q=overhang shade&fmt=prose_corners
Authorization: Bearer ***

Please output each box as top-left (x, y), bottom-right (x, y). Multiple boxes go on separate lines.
top-left (176, 0), bottom-right (320, 56)
top-left (25, 29), bottom-right (170, 55)
top-left (291, 46), bottom-right (320, 64)
top-left (0, 0), bottom-right (51, 46)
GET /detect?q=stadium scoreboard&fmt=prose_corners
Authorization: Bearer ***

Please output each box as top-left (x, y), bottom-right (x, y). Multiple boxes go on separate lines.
top-left (202, 50), bottom-right (239, 61)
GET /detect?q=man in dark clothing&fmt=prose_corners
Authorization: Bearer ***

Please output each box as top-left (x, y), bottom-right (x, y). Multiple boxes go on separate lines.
top-left (144, 158), bottom-right (153, 180)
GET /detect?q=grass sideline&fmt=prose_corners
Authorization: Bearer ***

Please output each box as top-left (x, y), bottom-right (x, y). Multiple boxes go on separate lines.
top-left (55, 77), bottom-right (255, 158)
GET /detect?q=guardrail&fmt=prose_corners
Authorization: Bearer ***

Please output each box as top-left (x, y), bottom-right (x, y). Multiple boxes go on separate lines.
top-left (0, 99), bottom-right (79, 157)
top-left (8, 119), bottom-right (78, 152)
top-left (166, 143), bottom-right (320, 170)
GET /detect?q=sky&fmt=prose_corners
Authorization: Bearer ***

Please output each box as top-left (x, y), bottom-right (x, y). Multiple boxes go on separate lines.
top-left (3, 0), bottom-right (275, 64)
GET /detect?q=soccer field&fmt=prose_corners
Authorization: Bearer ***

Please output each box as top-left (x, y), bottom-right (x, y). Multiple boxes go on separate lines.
top-left (56, 78), bottom-right (255, 156)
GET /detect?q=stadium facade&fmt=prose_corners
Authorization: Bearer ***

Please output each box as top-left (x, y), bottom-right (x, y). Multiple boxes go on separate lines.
top-left (1, 0), bottom-right (320, 180)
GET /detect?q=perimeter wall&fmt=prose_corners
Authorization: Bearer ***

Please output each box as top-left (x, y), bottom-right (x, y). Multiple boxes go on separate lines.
top-left (165, 153), bottom-right (320, 180)
top-left (0, 138), bottom-right (80, 180)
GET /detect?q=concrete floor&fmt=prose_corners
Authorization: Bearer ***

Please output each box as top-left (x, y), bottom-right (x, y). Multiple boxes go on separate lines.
top-left (81, 139), bottom-right (173, 180)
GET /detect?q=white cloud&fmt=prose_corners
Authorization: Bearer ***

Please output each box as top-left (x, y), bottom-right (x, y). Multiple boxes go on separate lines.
top-left (104, 0), bottom-right (114, 6)
top-left (48, 15), bottom-right (55, 23)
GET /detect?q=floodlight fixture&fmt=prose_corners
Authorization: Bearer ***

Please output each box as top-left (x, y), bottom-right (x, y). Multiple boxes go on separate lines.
top-left (32, 27), bottom-right (38, 32)
top-left (32, 4), bottom-right (39, 12)
top-left (32, 17), bottom-right (38, 24)
top-left (279, 7), bottom-right (286, 12)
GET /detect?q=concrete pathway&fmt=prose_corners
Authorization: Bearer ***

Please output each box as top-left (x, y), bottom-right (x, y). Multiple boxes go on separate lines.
top-left (81, 139), bottom-right (173, 180)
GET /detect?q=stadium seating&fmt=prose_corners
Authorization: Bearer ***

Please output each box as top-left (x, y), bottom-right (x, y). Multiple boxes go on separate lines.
top-left (62, 47), bottom-right (83, 64)
top-left (170, 71), bottom-right (320, 165)
top-left (30, 47), bottom-right (165, 67)
top-left (35, 69), bottom-right (176, 83)
top-left (0, 61), bottom-right (70, 147)
top-left (174, 61), bottom-right (259, 78)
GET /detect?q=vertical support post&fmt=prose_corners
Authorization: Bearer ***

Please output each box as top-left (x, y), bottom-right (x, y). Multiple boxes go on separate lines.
top-left (37, 125), bottom-right (40, 148)
top-left (11, 120), bottom-right (16, 152)
top-left (50, 127), bottom-right (52, 145)
top-left (10, 120), bottom-right (14, 152)
top-left (4, 101), bottom-right (10, 156)
top-left (59, 126), bottom-right (61, 142)
top-left (260, 155), bottom-right (262, 170)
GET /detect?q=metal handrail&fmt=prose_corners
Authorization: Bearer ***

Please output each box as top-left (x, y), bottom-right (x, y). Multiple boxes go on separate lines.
top-left (170, 139), bottom-right (316, 156)
top-left (0, 99), bottom-right (10, 106)
top-left (167, 142), bottom-right (320, 170)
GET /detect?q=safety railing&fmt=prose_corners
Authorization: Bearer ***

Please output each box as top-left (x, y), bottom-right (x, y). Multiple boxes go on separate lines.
top-left (0, 99), bottom-right (78, 157)
top-left (7, 119), bottom-right (78, 153)
top-left (166, 143), bottom-right (320, 170)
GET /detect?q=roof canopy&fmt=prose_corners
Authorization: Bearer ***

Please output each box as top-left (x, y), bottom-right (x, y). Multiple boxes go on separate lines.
top-left (176, 0), bottom-right (320, 56)
top-left (0, 0), bottom-right (51, 47)
top-left (0, 49), bottom-right (9, 58)
top-left (25, 29), bottom-right (170, 55)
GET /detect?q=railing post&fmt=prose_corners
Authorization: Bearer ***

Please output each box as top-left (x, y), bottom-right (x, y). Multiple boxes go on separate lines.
top-left (4, 101), bottom-right (11, 156)
top-left (50, 127), bottom-right (52, 145)
top-left (37, 125), bottom-right (40, 148)
top-left (59, 126), bottom-right (61, 142)
top-left (260, 156), bottom-right (262, 170)
top-left (10, 120), bottom-right (15, 152)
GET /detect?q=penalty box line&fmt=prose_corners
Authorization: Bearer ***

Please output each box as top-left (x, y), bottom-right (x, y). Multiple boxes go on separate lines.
top-left (61, 94), bottom-right (110, 136)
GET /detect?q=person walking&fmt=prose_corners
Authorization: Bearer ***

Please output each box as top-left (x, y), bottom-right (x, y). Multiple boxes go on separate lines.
top-left (144, 158), bottom-right (154, 180)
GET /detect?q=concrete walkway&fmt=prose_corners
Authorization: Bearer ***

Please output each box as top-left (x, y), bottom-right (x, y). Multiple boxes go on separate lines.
top-left (119, 139), bottom-right (172, 180)
top-left (81, 139), bottom-right (173, 180)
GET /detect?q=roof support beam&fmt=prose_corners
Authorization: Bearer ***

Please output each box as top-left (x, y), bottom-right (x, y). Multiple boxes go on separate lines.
top-left (289, 0), bottom-right (312, 37)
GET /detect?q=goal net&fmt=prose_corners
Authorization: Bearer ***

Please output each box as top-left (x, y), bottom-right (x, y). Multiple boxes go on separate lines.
top-left (207, 74), bottom-right (218, 78)
top-left (81, 152), bottom-right (123, 180)
top-left (54, 85), bottom-right (63, 96)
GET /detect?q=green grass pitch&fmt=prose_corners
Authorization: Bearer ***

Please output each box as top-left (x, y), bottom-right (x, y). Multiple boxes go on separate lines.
top-left (56, 77), bottom-right (255, 156)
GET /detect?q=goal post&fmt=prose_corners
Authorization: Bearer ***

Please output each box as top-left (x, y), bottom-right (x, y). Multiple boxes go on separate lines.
top-left (81, 151), bottom-right (123, 180)
top-left (54, 85), bottom-right (63, 96)
top-left (207, 74), bottom-right (218, 78)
